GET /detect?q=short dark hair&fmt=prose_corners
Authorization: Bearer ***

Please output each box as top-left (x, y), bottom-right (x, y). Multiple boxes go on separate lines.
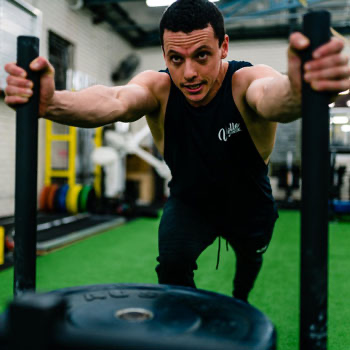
top-left (159, 0), bottom-right (226, 47)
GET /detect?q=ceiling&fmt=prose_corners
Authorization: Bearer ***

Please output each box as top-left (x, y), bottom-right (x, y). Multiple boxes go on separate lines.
top-left (66, 0), bottom-right (350, 48)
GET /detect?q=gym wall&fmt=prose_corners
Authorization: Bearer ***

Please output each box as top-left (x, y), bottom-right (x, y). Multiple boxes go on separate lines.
top-left (0, 0), bottom-right (132, 217)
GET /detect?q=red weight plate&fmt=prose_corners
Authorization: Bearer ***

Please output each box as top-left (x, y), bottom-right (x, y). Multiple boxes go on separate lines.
top-left (47, 184), bottom-right (59, 212)
top-left (39, 185), bottom-right (51, 212)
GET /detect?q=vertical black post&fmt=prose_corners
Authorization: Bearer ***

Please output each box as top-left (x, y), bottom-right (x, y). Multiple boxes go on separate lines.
top-left (14, 36), bottom-right (40, 296)
top-left (300, 11), bottom-right (331, 350)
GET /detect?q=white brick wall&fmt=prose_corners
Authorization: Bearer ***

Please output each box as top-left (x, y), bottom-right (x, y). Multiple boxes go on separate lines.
top-left (0, 102), bottom-right (15, 217)
top-left (26, 0), bottom-right (131, 86)
top-left (0, 0), bottom-right (132, 217)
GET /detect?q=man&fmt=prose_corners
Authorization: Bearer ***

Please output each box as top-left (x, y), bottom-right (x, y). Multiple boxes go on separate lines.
top-left (4, 0), bottom-right (350, 302)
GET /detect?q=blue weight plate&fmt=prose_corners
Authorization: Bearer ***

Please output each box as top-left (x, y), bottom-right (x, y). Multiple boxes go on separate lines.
top-left (57, 184), bottom-right (69, 212)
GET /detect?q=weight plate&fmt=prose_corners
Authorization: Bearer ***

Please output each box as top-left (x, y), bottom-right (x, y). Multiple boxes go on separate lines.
top-left (53, 185), bottom-right (63, 212)
top-left (46, 283), bottom-right (276, 349)
top-left (66, 184), bottom-right (83, 214)
top-left (86, 187), bottom-right (97, 213)
top-left (78, 185), bottom-right (92, 213)
top-left (39, 185), bottom-right (51, 212)
top-left (57, 184), bottom-right (69, 212)
top-left (333, 199), bottom-right (350, 214)
top-left (47, 184), bottom-right (59, 212)
top-left (0, 284), bottom-right (276, 350)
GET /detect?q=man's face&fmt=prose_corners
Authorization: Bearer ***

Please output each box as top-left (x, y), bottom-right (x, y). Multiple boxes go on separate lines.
top-left (163, 25), bottom-right (228, 107)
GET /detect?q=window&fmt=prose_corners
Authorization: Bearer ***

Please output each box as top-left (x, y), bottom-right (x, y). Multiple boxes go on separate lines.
top-left (48, 31), bottom-right (74, 90)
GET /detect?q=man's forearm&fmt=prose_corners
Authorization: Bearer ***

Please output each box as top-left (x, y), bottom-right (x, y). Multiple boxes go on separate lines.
top-left (254, 75), bottom-right (301, 123)
top-left (46, 85), bottom-right (125, 128)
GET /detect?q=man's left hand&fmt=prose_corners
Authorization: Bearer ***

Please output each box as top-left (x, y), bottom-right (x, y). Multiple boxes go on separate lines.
top-left (288, 32), bottom-right (350, 97)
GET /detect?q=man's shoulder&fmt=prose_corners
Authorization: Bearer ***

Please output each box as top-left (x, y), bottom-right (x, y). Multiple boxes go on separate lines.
top-left (129, 70), bottom-right (171, 100)
top-left (232, 64), bottom-right (281, 80)
top-left (228, 60), bottom-right (253, 71)
top-left (231, 64), bottom-right (280, 92)
top-left (131, 70), bottom-right (171, 88)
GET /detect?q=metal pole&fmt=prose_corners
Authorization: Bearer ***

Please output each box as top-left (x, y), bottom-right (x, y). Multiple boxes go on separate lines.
top-left (300, 11), bottom-right (331, 350)
top-left (14, 36), bottom-right (40, 296)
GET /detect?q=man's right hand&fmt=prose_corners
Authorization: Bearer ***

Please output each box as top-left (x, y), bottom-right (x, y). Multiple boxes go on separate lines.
top-left (4, 57), bottom-right (55, 118)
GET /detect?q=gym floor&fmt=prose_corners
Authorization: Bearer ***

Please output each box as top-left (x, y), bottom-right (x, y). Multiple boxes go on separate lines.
top-left (0, 210), bottom-right (349, 350)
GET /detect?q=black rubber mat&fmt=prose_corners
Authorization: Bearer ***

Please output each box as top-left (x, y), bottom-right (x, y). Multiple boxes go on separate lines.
top-left (0, 213), bottom-right (126, 268)
top-left (36, 214), bottom-right (120, 243)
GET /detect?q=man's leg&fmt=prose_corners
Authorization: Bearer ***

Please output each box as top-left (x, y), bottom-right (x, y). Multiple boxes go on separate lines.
top-left (226, 215), bottom-right (277, 302)
top-left (156, 197), bottom-right (216, 288)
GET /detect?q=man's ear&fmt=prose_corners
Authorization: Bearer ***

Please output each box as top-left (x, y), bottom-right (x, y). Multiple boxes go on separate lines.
top-left (221, 34), bottom-right (229, 59)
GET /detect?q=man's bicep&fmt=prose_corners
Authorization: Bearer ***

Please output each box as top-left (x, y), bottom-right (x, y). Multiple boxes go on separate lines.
top-left (245, 77), bottom-right (274, 114)
top-left (114, 85), bottom-right (158, 122)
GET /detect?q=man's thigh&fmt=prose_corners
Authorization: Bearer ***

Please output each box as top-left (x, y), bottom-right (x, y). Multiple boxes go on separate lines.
top-left (223, 212), bottom-right (278, 257)
top-left (158, 197), bottom-right (217, 262)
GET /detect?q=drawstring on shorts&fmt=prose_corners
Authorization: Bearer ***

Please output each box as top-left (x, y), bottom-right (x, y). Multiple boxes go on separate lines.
top-left (216, 236), bottom-right (221, 270)
top-left (216, 236), bottom-right (230, 270)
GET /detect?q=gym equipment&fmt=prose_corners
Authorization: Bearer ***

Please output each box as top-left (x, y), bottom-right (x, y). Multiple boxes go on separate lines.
top-left (0, 284), bottom-right (276, 350)
top-left (56, 184), bottom-right (69, 212)
top-left (0, 35), bottom-right (277, 350)
top-left (93, 125), bottom-right (171, 200)
top-left (78, 185), bottom-right (93, 212)
top-left (2, 10), bottom-right (333, 348)
top-left (39, 183), bottom-right (95, 214)
top-left (277, 151), bottom-right (301, 209)
top-left (1, 211), bottom-right (125, 257)
top-left (39, 184), bottom-right (60, 212)
top-left (47, 184), bottom-right (59, 212)
top-left (332, 199), bottom-right (350, 214)
top-left (39, 185), bottom-right (51, 211)
top-left (0, 226), bottom-right (4, 265)
top-left (329, 150), bottom-right (347, 200)
top-left (300, 10), bottom-right (330, 350)
top-left (44, 120), bottom-right (77, 189)
top-left (14, 35), bottom-right (40, 295)
top-left (66, 184), bottom-right (83, 214)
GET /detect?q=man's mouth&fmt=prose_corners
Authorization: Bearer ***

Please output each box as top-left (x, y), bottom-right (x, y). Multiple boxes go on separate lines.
top-left (183, 83), bottom-right (204, 93)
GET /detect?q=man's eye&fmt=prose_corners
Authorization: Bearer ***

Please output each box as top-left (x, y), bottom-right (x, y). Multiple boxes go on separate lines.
top-left (171, 56), bottom-right (182, 63)
top-left (197, 52), bottom-right (208, 60)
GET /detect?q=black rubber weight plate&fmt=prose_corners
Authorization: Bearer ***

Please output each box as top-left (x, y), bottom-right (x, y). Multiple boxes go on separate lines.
top-left (45, 283), bottom-right (277, 350)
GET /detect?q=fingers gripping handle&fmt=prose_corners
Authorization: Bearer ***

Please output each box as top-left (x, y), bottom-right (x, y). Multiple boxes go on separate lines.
top-left (302, 11), bottom-right (331, 61)
top-left (14, 36), bottom-right (40, 296)
top-left (300, 11), bottom-right (331, 350)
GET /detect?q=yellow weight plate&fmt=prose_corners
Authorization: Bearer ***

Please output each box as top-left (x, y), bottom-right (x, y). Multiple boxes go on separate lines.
top-left (66, 184), bottom-right (83, 214)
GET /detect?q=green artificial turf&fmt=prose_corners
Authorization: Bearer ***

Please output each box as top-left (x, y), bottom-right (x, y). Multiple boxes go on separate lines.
top-left (0, 210), bottom-right (349, 349)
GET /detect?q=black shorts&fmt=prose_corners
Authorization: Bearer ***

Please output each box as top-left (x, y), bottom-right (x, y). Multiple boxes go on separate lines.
top-left (157, 196), bottom-right (278, 272)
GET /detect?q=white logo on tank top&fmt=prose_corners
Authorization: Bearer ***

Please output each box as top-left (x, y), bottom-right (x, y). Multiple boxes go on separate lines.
top-left (218, 123), bottom-right (241, 142)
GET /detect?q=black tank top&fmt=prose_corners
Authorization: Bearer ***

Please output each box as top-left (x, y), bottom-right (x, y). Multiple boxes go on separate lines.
top-left (162, 61), bottom-right (277, 223)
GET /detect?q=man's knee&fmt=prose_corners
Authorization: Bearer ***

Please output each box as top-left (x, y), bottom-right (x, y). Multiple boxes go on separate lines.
top-left (232, 232), bottom-right (272, 262)
top-left (155, 256), bottom-right (197, 288)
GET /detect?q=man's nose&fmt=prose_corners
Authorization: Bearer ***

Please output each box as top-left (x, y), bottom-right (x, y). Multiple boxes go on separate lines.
top-left (184, 60), bottom-right (197, 81)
